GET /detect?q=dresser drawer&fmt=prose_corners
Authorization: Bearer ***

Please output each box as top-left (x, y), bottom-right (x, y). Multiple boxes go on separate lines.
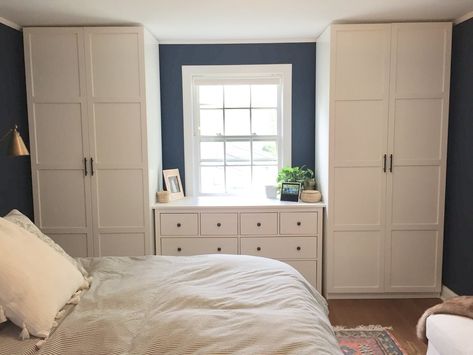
top-left (283, 260), bottom-right (317, 287)
top-left (161, 237), bottom-right (238, 256)
top-left (240, 213), bottom-right (278, 235)
top-left (201, 213), bottom-right (238, 235)
top-left (280, 212), bottom-right (318, 235)
top-left (241, 237), bottom-right (317, 259)
top-left (160, 213), bottom-right (198, 236)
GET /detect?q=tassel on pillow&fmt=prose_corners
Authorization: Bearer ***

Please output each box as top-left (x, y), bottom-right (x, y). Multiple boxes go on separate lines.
top-left (20, 323), bottom-right (30, 340)
top-left (35, 337), bottom-right (48, 350)
top-left (0, 306), bottom-right (7, 323)
top-left (79, 276), bottom-right (93, 290)
top-left (55, 309), bottom-right (65, 319)
top-left (67, 294), bottom-right (80, 305)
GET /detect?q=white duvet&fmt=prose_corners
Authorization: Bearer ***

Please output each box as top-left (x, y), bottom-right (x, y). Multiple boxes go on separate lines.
top-left (0, 254), bottom-right (341, 355)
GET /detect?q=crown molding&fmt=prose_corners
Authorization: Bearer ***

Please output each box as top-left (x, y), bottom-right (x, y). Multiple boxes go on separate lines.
top-left (0, 16), bottom-right (21, 31)
top-left (159, 37), bottom-right (316, 44)
top-left (454, 11), bottom-right (473, 25)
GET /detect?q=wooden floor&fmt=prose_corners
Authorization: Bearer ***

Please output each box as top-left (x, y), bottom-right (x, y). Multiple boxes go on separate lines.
top-left (328, 298), bottom-right (441, 354)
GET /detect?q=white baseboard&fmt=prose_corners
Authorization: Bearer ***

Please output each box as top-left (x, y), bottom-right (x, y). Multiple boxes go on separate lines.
top-left (326, 292), bottom-right (441, 300)
top-left (441, 285), bottom-right (459, 300)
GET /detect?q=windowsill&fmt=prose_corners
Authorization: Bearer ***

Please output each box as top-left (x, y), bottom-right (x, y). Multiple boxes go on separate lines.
top-left (153, 195), bottom-right (325, 209)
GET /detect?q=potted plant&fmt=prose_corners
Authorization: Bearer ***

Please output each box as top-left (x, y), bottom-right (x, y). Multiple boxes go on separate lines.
top-left (277, 166), bottom-right (317, 190)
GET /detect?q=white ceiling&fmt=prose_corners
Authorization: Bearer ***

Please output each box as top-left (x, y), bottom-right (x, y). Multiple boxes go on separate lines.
top-left (0, 0), bottom-right (472, 42)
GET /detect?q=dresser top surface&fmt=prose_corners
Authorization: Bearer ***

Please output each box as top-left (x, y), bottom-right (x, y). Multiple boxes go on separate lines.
top-left (153, 196), bottom-right (325, 210)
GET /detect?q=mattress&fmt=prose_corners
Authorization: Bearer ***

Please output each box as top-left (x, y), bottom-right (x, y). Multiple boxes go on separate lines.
top-left (0, 254), bottom-right (341, 354)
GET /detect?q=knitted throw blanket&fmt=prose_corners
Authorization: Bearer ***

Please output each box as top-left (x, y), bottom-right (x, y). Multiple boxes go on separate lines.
top-left (417, 296), bottom-right (473, 342)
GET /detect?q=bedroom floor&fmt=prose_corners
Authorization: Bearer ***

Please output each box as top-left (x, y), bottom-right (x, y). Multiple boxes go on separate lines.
top-left (328, 298), bottom-right (441, 354)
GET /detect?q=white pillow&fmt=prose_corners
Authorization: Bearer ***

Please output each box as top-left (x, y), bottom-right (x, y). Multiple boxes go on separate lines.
top-left (0, 217), bottom-right (85, 338)
top-left (4, 209), bottom-right (88, 277)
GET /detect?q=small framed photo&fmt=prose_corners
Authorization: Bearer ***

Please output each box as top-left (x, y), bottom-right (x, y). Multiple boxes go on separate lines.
top-left (163, 169), bottom-right (185, 201)
top-left (280, 182), bottom-right (301, 202)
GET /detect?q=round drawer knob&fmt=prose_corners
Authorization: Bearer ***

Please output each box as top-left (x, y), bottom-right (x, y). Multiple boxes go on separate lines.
top-left (297, 246), bottom-right (301, 251)
top-left (177, 247), bottom-right (182, 252)
top-left (217, 247), bottom-right (222, 252)
top-left (297, 221), bottom-right (301, 226)
top-left (217, 223), bottom-right (222, 227)
top-left (257, 222), bottom-right (262, 227)
top-left (257, 247), bottom-right (261, 251)
top-left (177, 223), bottom-right (181, 228)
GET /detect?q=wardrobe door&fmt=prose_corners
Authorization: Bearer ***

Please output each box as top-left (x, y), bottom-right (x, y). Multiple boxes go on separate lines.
top-left (24, 28), bottom-right (94, 257)
top-left (328, 25), bottom-right (391, 293)
top-left (84, 27), bottom-right (150, 256)
top-left (385, 23), bottom-right (452, 292)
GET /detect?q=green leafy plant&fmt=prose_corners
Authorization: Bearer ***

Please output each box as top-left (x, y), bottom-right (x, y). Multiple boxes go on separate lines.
top-left (277, 166), bottom-right (316, 190)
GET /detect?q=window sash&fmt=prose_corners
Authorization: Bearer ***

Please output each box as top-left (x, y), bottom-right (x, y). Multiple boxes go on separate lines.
top-left (193, 81), bottom-right (282, 195)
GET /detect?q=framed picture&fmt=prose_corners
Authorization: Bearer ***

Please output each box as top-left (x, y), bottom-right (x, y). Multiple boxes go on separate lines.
top-left (280, 182), bottom-right (301, 202)
top-left (163, 169), bottom-right (185, 201)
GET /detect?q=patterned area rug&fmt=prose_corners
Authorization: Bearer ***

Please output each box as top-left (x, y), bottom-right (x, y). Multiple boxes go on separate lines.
top-left (334, 325), bottom-right (406, 355)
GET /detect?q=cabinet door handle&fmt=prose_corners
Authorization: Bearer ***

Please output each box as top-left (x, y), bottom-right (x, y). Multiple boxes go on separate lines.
top-left (297, 246), bottom-right (301, 251)
top-left (177, 247), bottom-right (182, 252)
top-left (84, 158), bottom-right (88, 176)
top-left (217, 247), bottom-right (221, 252)
top-left (297, 221), bottom-right (301, 226)
top-left (177, 223), bottom-right (181, 228)
top-left (389, 154), bottom-right (393, 172)
top-left (256, 247), bottom-right (261, 251)
top-left (256, 222), bottom-right (261, 227)
top-left (90, 157), bottom-right (95, 176)
top-left (383, 154), bottom-right (387, 173)
top-left (217, 223), bottom-right (221, 227)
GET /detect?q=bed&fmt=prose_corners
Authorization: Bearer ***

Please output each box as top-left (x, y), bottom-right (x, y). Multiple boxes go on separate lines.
top-left (0, 254), bottom-right (341, 355)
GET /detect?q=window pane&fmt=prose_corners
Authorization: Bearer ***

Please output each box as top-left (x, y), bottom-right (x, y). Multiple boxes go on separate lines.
top-left (251, 85), bottom-right (278, 108)
top-left (226, 166), bottom-right (251, 193)
top-left (252, 109), bottom-right (277, 135)
top-left (226, 141), bottom-right (250, 165)
top-left (253, 166), bottom-right (278, 187)
top-left (199, 85), bottom-right (223, 109)
top-left (253, 141), bottom-right (278, 163)
top-left (225, 109), bottom-right (250, 135)
top-left (200, 142), bottom-right (224, 164)
top-left (224, 85), bottom-right (250, 108)
top-left (201, 166), bottom-right (225, 193)
top-left (200, 109), bottom-right (223, 136)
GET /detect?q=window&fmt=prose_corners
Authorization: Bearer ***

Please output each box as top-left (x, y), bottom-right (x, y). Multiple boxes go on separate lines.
top-left (182, 65), bottom-right (291, 196)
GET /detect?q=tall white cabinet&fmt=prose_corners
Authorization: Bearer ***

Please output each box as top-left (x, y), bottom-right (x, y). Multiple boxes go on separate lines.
top-left (316, 23), bottom-right (452, 297)
top-left (24, 27), bottom-right (162, 257)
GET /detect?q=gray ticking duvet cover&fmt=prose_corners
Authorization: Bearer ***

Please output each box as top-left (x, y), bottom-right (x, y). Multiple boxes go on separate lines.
top-left (0, 254), bottom-right (342, 355)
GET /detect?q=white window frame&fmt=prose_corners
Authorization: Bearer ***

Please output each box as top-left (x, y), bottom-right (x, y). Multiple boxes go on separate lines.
top-left (182, 64), bottom-right (292, 196)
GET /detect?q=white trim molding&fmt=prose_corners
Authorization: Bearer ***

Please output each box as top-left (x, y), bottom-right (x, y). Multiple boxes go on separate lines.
top-left (182, 64), bottom-right (292, 196)
top-left (160, 38), bottom-right (316, 44)
top-left (441, 285), bottom-right (459, 300)
top-left (0, 16), bottom-right (21, 31)
top-left (455, 11), bottom-right (473, 25)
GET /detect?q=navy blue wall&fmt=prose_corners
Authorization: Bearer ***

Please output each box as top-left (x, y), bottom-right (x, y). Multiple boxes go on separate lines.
top-left (443, 18), bottom-right (473, 295)
top-left (159, 43), bottom-right (316, 186)
top-left (0, 24), bottom-right (33, 218)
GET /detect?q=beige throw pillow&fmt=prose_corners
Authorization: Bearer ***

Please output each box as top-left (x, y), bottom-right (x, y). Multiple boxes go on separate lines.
top-left (0, 217), bottom-right (85, 338)
top-left (4, 209), bottom-right (88, 277)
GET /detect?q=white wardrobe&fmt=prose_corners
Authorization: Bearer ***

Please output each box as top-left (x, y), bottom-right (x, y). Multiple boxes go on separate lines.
top-left (24, 27), bottom-right (162, 257)
top-left (316, 23), bottom-right (452, 297)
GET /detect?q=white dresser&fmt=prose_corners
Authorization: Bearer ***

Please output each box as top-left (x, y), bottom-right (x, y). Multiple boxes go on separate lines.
top-left (154, 197), bottom-right (324, 292)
